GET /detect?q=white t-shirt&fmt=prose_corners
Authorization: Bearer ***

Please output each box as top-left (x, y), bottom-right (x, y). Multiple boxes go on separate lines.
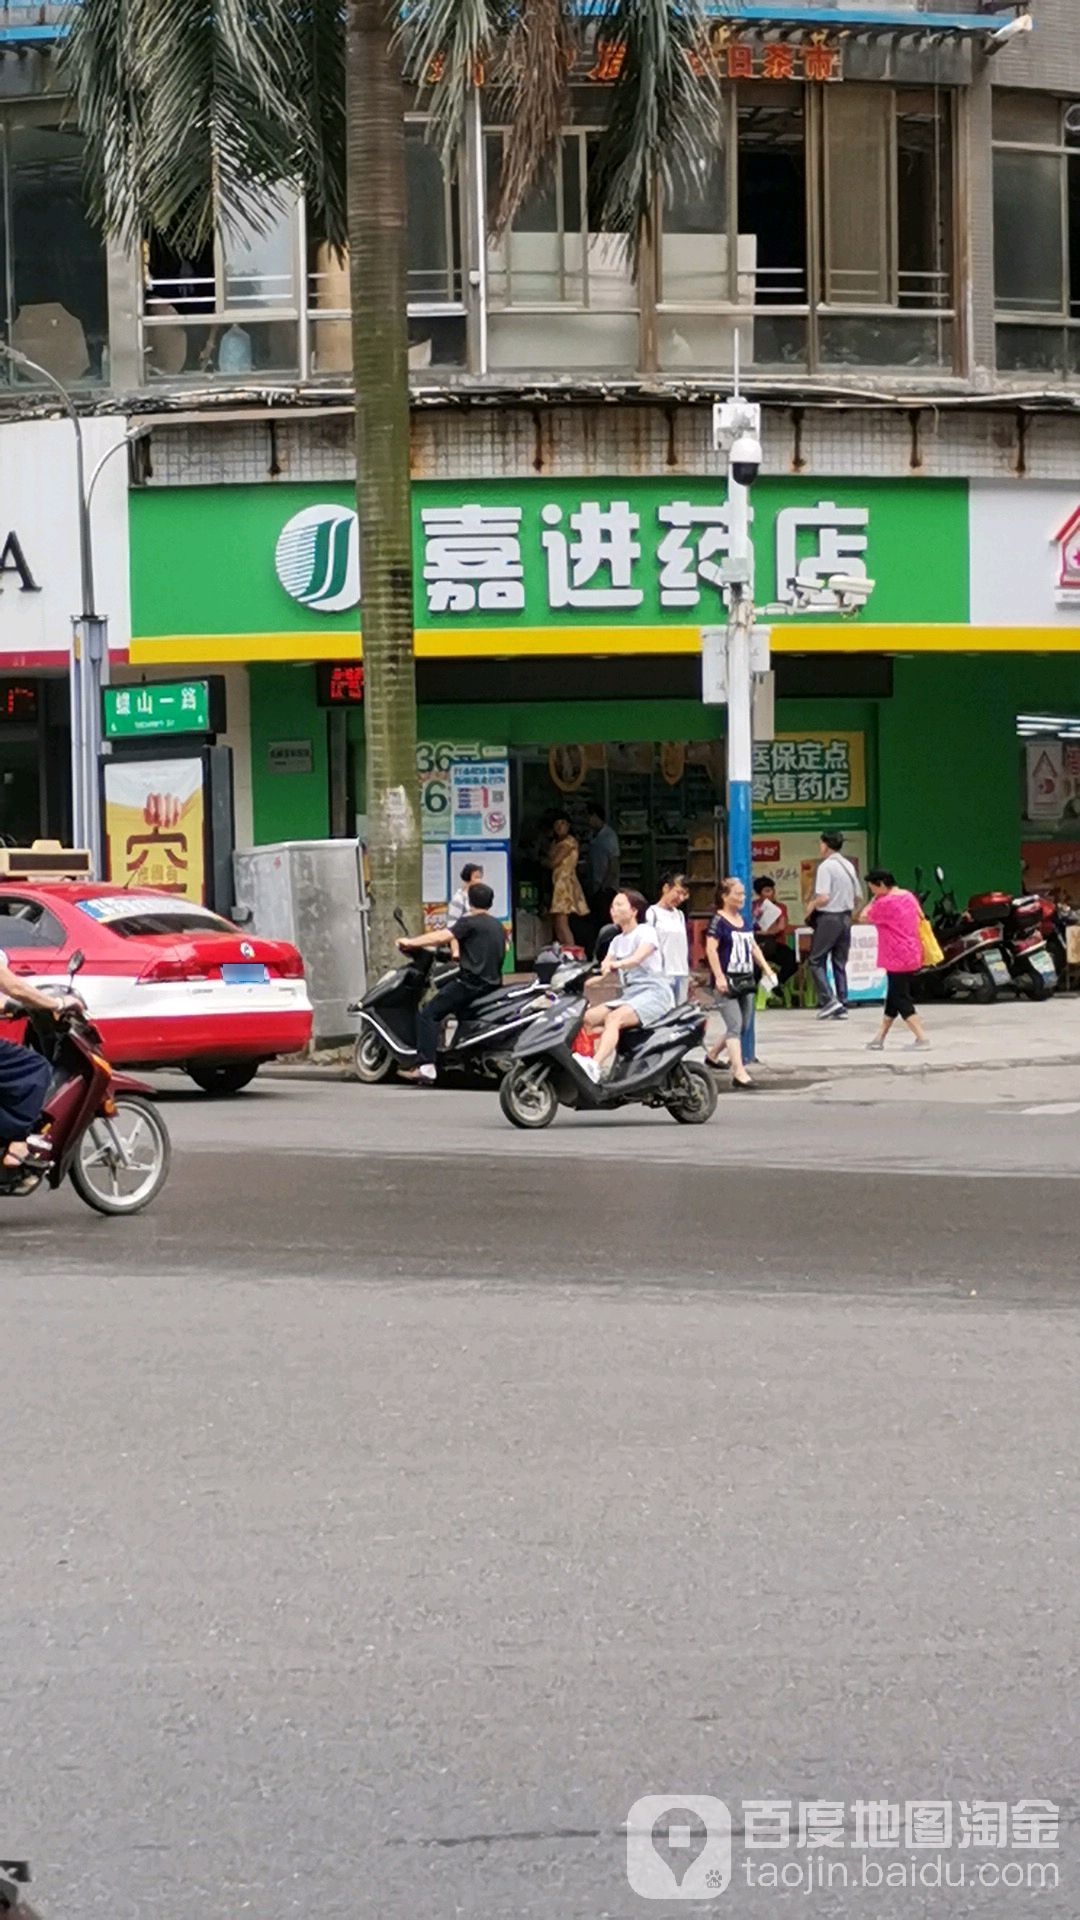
top-left (646, 904), bottom-right (689, 979)
top-left (608, 923), bottom-right (663, 982)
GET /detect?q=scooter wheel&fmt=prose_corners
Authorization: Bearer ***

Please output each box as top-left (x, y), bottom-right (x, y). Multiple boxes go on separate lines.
top-left (1022, 970), bottom-right (1054, 1002)
top-left (499, 1062), bottom-right (558, 1130)
top-left (974, 981), bottom-right (998, 1005)
top-left (69, 1095), bottom-right (171, 1216)
top-left (667, 1062), bottom-right (719, 1125)
top-left (353, 1032), bottom-right (396, 1084)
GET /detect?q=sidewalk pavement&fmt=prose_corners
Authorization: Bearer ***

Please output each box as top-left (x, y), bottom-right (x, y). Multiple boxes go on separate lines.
top-left (750, 994), bottom-right (1080, 1079)
top-left (268, 994), bottom-right (1080, 1085)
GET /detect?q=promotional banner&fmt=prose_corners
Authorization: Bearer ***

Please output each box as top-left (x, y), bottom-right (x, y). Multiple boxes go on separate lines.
top-left (102, 757), bottom-right (206, 902)
top-left (752, 732), bottom-right (866, 827)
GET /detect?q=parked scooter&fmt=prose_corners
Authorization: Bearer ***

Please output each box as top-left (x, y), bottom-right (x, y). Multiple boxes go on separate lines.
top-left (968, 890), bottom-right (1057, 999)
top-left (0, 952), bottom-right (170, 1213)
top-left (349, 918), bottom-right (585, 1084)
top-left (913, 867), bottom-right (1012, 1003)
top-left (498, 978), bottom-right (717, 1129)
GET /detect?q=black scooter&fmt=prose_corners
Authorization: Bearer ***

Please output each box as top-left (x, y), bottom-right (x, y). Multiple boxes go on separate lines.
top-left (498, 982), bottom-right (717, 1129)
top-left (349, 936), bottom-right (585, 1085)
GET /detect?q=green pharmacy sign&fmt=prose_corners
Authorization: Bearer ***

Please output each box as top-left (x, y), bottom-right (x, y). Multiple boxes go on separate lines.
top-left (104, 679), bottom-right (212, 739)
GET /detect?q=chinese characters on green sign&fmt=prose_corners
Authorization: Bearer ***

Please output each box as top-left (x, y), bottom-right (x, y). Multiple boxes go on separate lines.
top-left (753, 732), bottom-right (866, 821)
top-left (104, 680), bottom-right (211, 739)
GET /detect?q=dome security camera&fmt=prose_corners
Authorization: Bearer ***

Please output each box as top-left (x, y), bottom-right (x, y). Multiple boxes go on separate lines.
top-left (729, 431), bottom-right (762, 488)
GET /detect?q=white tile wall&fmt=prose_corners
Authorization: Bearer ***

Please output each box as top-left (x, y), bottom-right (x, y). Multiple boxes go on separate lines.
top-left (140, 401), bottom-right (1080, 488)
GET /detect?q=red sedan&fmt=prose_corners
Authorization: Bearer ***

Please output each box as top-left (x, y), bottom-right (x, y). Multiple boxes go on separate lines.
top-left (0, 883), bottom-right (312, 1094)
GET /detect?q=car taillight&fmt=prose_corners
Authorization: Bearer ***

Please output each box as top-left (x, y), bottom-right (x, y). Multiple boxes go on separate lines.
top-left (137, 957), bottom-right (214, 983)
top-left (273, 951), bottom-right (306, 978)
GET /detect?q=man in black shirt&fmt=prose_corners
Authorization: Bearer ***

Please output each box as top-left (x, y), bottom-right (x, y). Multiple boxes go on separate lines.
top-left (397, 882), bottom-right (507, 1084)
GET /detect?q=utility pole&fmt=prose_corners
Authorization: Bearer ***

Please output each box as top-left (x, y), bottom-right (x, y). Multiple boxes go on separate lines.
top-left (0, 344), bottom-right (108, 875)
top-left (705, 364), bottom-right (877, 1058)
top-left (707, 349), bottom-right (769, 1056)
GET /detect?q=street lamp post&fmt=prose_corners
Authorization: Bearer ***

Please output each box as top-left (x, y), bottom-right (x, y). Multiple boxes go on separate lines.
top-left (0, 343), bottom-right (107, 874)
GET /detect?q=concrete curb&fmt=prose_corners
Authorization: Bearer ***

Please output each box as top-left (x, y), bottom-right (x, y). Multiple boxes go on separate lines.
top-left (753, 1051), bottom-right (1080, 1082)
top-left (259, 1049), bottom-right (1080, 1088)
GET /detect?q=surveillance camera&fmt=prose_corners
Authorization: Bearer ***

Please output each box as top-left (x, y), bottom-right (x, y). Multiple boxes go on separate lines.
top-left (828, 573), bottom-right (876, 607)
top-left (729, 431), bottom-right (762, 488)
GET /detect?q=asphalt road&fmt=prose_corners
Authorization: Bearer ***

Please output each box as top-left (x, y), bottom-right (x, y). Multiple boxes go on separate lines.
top-left (2, 1073), bottom-right (1079, 1918)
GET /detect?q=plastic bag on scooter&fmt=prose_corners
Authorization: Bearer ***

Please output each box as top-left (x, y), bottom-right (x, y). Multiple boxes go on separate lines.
top-left (572, 1028), bottom-right (596, 1058)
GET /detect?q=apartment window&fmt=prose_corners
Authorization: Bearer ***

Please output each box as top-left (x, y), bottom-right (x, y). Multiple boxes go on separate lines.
top-left (484, 120), bottom-right (638, 370)
top-left (657, 83), bottom-right (954, 375)
top-left (307, 123), bottom-right (465, 377)
top-left (993, 92), bottom-right (1080, 378)
top-left (0, 120), bottom-right (108, 387)
top-left (143, 190), bottom-right (302, 380)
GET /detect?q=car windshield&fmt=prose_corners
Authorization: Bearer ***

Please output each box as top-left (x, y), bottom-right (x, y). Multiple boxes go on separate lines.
top-left (102, 909), bottom-right (238, 938)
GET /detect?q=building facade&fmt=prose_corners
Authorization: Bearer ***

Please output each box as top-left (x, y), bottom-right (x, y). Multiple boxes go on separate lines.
top-left (3, 0), bottom-right (1080, 933)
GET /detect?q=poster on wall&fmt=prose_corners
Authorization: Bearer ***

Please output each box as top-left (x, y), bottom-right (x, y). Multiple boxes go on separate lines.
top-left (418, 740), bottom-right (509, 924)
top-left (753, 732), bottom-right (866, 824)
top-left (450, 758), bottom-right (511, 841)
top-left (448, 843), bottom-right (512, 928)
top-left (1021, 840), bottom-right (1080, 903)
top-left (103, 757), bottom-right (206, 902)
top-left (1024, 739), bottom-right (1080, 825)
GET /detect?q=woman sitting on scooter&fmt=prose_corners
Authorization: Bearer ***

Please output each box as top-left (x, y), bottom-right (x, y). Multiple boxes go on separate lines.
top-left (0, 949), bottom-right (78, 1174)
top-left (579, 890), bottom-right (674, 1084)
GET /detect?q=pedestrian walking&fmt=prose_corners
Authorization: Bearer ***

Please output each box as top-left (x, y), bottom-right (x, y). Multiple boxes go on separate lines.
top-left (804, 830), bottom-right (862, 1019)
top-left (859, 871), bottom-right (931, 1052)
top-left (646, 871), bottom-right (690, 1002)
top-left (704, 877), bottom-right (777, 1090)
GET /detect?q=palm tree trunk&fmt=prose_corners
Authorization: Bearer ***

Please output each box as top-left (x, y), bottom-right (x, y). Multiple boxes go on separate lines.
top-left (345, 0), bottom-right (422, 971)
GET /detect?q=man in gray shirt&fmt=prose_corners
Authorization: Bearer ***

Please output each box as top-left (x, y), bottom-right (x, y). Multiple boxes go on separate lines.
top-left (804, 829), bottom-right (862, 1019)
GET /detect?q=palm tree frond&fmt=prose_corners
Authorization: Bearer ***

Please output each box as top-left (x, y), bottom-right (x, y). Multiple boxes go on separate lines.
top-left (63, 0), bottom-right (344, 253)
top-left (490, 0), bottom-right (577, 234)
top-left (399, 0), bottom-right (509, 176)
top-left (587, 0), bottom-right (720, 248)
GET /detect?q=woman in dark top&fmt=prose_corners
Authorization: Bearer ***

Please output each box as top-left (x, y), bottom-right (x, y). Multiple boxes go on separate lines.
top-left (704, 877), bottom-right (776, 1090)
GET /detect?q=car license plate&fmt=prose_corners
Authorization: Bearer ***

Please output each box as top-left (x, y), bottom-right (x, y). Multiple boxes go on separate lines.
top-left (221, 963), bottom-right (270, 984)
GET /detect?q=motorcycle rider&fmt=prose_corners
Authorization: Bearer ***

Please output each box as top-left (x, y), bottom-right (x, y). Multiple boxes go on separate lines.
top-left (0, 948), bottom-right (80, 1172)
top-left (397, 882), bottom-right (507, 1085)
top-left (579, 889), bottom-right (673, 1082)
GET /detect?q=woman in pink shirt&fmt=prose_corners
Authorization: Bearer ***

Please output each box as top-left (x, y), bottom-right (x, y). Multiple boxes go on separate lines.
top-left (859, 869), bottom-right (930, 1052)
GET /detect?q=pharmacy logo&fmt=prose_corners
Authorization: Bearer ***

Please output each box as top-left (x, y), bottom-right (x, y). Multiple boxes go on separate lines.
top-left (275, 505), bottom-right (360, 614)
top-left (626, 1796), bottom-right (731, 1900)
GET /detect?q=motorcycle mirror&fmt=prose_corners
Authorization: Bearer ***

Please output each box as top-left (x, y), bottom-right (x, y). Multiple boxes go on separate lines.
top-left (393, 907), bottom-right (409, 935)
top-left (934, 866), bottom-right (945, 884)
top-left (68, 949), bottom-right (85, 978)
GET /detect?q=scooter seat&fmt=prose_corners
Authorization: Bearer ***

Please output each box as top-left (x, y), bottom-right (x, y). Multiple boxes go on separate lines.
top-left (616, 1006), bottom-right (700, 1054)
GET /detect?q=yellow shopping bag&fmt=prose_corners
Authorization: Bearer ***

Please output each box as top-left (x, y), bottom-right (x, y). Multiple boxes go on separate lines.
top-left (918, 914), bottom-right (944, 968)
